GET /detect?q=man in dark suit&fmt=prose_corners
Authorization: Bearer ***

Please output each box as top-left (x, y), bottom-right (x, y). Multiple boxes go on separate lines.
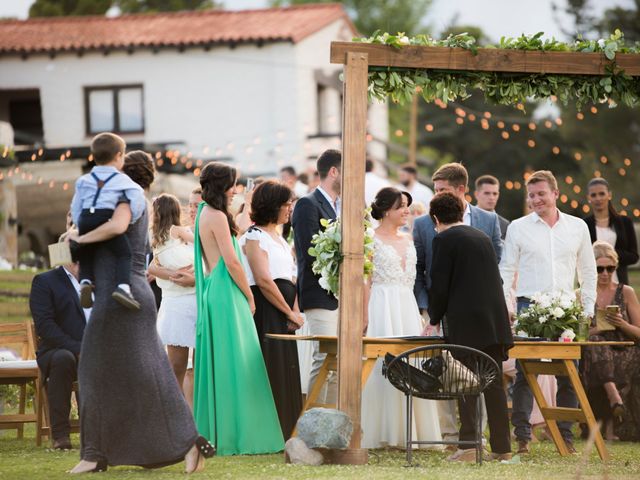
top-left (30, 261), bottom-right (88, 450)
top-left (428, 193), bottom-right (514, 462)
top-left (474, 174), bottom-right (510, 240)
top-left (292, 149), bottom-right (341, 404)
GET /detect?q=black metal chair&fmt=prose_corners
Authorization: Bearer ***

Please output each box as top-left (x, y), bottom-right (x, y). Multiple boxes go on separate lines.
top-left (382, 344), bottom-right (500, 465)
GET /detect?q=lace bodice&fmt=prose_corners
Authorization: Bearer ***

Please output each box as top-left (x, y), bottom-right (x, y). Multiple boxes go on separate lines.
top-left (371, 237), bottom-right (417, 287)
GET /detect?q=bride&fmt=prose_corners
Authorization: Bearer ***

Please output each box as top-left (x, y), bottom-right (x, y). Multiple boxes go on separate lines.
top-left (361, 187), bottom-right (441, 448)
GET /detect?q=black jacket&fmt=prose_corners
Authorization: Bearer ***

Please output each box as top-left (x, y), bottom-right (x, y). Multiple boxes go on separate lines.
top-left (584, 214), bottom-right (639, 285)
top-left (29, 267), bottom-right (86, 373)
top-left (292, 189), bottom-right (339, 311)
top-left (428, 225), bottom-right (513, 357)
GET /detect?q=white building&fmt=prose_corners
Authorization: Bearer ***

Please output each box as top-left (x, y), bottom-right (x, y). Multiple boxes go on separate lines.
top-left (0, 4), bottom-right (389, 262)
top-left (0, 4), bottom-right (388, 175)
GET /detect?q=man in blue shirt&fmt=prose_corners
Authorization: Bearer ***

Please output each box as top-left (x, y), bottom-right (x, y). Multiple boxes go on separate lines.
top-left (70, 132), bottom-right (146, 310)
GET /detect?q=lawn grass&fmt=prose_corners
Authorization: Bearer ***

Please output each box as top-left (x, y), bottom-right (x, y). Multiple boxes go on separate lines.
top-left (1, 429), bottom-right (639, 479)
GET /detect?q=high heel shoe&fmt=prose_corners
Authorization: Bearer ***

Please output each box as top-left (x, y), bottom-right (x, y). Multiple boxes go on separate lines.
top-left (185, 437), bottom-right (216, 474)
top-left (195, 436), bottom-right (216, 458)
top-left (69, 459), bottom-right (108, 474)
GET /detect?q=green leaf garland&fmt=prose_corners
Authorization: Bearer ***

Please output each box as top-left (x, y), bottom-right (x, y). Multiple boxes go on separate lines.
top-left (354, 30), bottom-right (640, 110)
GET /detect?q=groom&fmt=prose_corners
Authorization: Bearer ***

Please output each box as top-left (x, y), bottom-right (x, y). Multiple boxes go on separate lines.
top-left (292, 149), bottom-right (341, 405)
top-left (413, 162), bottom-right (502, 447)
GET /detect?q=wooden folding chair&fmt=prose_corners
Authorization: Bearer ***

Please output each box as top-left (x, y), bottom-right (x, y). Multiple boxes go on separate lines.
top-left (0, 321), bottom-right (41, 440)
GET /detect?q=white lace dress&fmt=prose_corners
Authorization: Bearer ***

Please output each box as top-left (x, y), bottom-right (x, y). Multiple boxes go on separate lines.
top-left (361, 236), bottom-right (442, 448)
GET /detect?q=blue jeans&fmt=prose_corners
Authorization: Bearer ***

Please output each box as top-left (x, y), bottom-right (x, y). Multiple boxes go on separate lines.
top-left (511, 299), bottom-right (578, 442)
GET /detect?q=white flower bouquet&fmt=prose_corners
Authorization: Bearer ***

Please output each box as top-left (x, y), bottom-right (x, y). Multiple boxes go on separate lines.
top-left (514, 291), bottom-right (585, 340)
top-left (308, 211), bottom-right (375, 298)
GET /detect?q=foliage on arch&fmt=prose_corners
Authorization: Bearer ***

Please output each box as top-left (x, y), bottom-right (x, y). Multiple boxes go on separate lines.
top-left (356, 30), bottom-right (640, 110)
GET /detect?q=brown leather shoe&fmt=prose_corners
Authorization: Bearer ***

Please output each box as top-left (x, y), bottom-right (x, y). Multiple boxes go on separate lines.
top-left (516, 439), bottom-right (530, 454)
top-left (52, 436), bottom-right (72, 450)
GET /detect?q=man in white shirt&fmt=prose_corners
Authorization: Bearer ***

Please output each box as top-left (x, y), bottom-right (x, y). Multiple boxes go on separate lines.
top-left (279, 165), bottom-right (309, 199)
top-left (499, 170), bottom-right (597, 455)
top-left (364, 158), bottom-right (391, 206)
top-left (398, 165), bottom-right (434, 212)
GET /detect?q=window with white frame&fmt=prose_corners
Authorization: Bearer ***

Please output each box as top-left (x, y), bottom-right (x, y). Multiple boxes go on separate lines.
top-left (84, 85), bottom-right (144, 135)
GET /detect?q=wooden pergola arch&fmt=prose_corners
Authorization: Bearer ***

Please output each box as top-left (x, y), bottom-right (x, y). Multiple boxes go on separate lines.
top-left (330, 40), bottom-right (640, 460)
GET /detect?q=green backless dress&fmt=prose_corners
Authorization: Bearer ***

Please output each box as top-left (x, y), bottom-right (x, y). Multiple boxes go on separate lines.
top-left (193, 203), bottom-right (284, 455)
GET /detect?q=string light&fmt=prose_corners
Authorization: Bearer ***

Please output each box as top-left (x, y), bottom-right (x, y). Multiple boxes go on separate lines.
top-left (573, 185), bottom-right (581, 194)
top-left (619, 168), bottom-right (626, 176)
top-left (544, 120), bottom-right (553, 129)
top-left (565, 176), bottom-right (573, 184)
top-left (528, 122), bottom-right (536, 131)
top-left (497, 121), bottom-right (505, 129)
top-left (576, 112), bottom-right (584, 120)
top-left (590, 106), bottom-right (598, 114)
top-left (395, 129), bottom-right (404, 137)
top-left (624, 158), bottom-right (632, 166)
top-left (570, 200), bottom-right (578, 209)
top-left (600, 155), bottom-right (608, 164)
top-left (621, 198), bottom-right (629, 207)
top-left (574, 152), bottom-right (582, 161)
top-left (582, 205), bottom-right (590, 213)
top-left (560, 194), bottom-right (568, 203)
top-left (527, 139), bottom-right (536, 148)
top-left (552, 146), bottom-right (560, 155)
top-left (501, 131), bottom-right (510, 139)
top-left (512, 124), bottom-right (520, 132)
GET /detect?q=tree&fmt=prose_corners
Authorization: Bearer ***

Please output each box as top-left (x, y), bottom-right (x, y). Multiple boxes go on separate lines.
top-left (117, 0), bottom-right (219, 14)
top-left (271, 0), bottom-right (432, 36)
top-left (29, 0), bottom-right (112, 17)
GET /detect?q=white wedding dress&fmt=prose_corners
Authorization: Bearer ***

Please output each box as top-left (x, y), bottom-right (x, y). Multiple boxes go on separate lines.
top-left (361, 236), bottom-right (442, 448)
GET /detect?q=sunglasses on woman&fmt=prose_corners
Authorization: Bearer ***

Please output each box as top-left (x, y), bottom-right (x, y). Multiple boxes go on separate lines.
top-left (597, 265), bottom-right (616, 274)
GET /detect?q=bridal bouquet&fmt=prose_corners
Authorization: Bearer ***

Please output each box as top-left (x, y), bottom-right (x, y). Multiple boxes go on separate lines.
top-left (308, 211), bottom-right (374, 298)
top-left (514, 291), bottom-right (585, 340)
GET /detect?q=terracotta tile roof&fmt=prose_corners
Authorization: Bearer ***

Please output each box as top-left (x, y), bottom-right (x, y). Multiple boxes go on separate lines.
top-left (0, 4), bottom-right (355, 55)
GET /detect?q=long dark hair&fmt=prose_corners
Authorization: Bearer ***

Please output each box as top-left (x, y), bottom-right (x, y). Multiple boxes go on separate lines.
top-left (151, 194), bottom-right (181, 249)
top-left (587, 177), bottom-right (618, 224)
top-left (199, 162), bottom-right (238, 235)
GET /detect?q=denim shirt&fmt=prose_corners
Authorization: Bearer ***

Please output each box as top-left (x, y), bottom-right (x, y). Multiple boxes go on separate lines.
top-left (70, 165), bottom-right (145, 226)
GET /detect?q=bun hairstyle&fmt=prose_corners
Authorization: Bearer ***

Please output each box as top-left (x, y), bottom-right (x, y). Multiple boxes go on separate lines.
top-left (371, 187), bottom-right (412, 220)
top-left (199, 162), bottom-right (238, 236)
top-left (123, 150), bottom-right (156, 190)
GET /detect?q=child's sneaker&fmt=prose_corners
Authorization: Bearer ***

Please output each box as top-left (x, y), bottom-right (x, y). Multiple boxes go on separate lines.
top-left (112, 287), bottom-right (141, 310)
top-left (80, 282), bottom-right (94, 308)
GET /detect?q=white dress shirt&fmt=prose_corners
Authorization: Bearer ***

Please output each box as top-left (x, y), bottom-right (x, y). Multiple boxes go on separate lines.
top-left (463, 202), bottom-right (471, 226)
top-left (499, 210), bottom-right (597, 316)
top-left (405, 181), bottom-right (434, 212)
top-left (63, 266), bottom-right (92, 321)
top-left (317, 186), bottom-right (340, 218)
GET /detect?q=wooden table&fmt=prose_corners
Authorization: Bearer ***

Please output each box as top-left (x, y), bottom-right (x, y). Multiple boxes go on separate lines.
top-left (268, 334), bottom-right (634, 461)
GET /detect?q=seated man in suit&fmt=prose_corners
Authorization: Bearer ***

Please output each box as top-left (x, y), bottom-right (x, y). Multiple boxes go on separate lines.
top-left (30, 258), bottom-right (88, 450)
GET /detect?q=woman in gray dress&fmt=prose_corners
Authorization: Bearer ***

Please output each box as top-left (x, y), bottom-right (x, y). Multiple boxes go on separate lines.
top-left (68, 150), bottom-right (214, 473)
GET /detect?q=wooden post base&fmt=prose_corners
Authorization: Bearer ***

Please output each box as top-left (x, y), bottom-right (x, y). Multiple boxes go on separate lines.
top-left (316, 448), bottom-right (369, 465)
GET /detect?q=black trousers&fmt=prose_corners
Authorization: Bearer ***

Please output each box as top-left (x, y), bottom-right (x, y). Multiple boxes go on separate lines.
top-left (457, 345), bottom-right (511, 454)
top-left (78, 208), bottom-right (131, 286)
top-left (38, 349), bottom-right (79, 440)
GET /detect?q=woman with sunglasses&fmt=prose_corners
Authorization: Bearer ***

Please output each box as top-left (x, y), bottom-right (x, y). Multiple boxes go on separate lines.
top-left (581, 241), bottom-right (640, 441)
top-left (584, 178), bottom-right (638, 285)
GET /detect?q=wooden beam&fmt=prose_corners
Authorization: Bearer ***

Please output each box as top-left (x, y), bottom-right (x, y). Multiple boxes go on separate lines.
top-left (330, 42), bottom-right (640, 76)
top-left (337, 50), bottom-right (368, 459)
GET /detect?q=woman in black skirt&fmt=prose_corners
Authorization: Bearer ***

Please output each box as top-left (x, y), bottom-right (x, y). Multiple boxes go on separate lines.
top-left (239, 180), bottom-right (304, 439)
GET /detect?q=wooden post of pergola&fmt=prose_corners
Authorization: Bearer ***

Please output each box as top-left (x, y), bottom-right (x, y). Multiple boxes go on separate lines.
top-left (331, 40), bottom-right (640, 464)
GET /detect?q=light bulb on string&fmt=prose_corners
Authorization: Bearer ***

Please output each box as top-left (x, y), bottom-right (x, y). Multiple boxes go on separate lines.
top-left (456, 118), bottom-right (464, 125)
top-left (528, 122), bottom-right (536, 131)
top-left (573, 185), bottom-right (581, 194)
top-left (570, 200), bottom-right (578, 209)
top-left (501, 131), bottom-right (510, 139)
top-left (576, 112), bottom-right (584, 120)
top-left (527, 139), bottom-right (536, 148)
top-left (425, 124), bottom-right (434, 132)
top-left (574, 152), bottom-right (582, 161)
top-left (618, 168), bottom-right (626, 176)
top-left (512, 124), bottom-right (520, 132)
top-left (497, 121), bottom-right (505, 129)
top-left (624, 158), bottom-right (632, 166)
top-left (552, 146), bottom-right (560, 155)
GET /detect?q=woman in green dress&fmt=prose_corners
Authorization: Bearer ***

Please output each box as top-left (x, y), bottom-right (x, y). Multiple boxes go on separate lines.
top-left (193, 162), bottom-right (284, 456)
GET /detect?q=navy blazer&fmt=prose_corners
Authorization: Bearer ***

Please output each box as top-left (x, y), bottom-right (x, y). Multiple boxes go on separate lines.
top-left (413, 204), bottom-right (502, 310)
top-left (292, 188), bottom-right (339, 311)
top-left (29, 267), bottom-right (86, 370)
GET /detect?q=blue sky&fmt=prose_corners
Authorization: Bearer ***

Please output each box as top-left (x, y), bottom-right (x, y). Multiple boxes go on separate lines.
top-left (1, 0), bottom-right (634, 41)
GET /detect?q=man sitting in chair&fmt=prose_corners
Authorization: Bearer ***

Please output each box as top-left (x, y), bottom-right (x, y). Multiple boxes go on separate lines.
top-left (30, 252), bottom-right (89, 450)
